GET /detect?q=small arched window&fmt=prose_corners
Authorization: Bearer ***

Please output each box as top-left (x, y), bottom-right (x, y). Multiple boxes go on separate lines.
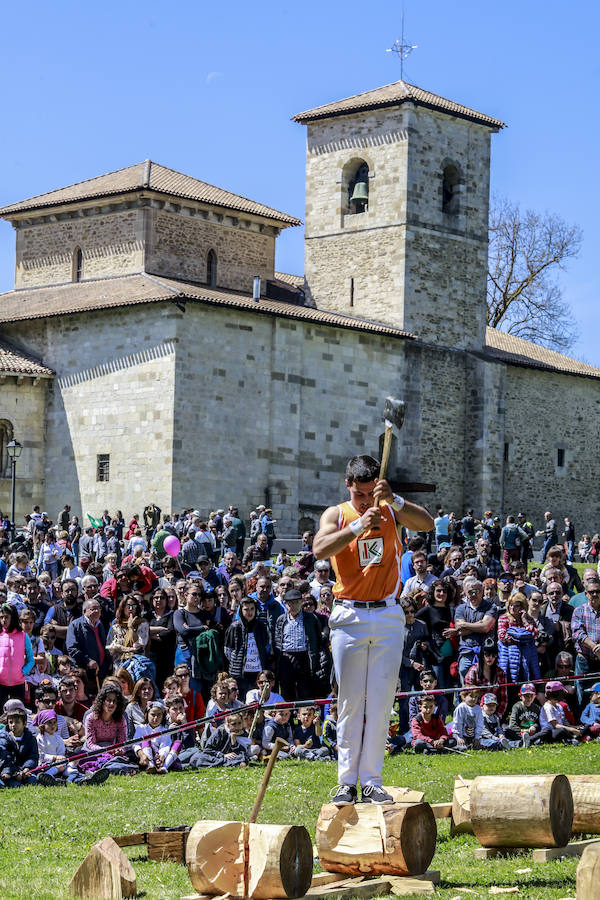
top-left (73, 247), bottom-right (83, 282)
top-left (347, 161), bottom-right (370, 214)
top-left (442, 165), bottom-right (460, 215)
top-left (0, 420), bottom-right (14, 478)
top-left (207, 250), bottom-right (217, 287)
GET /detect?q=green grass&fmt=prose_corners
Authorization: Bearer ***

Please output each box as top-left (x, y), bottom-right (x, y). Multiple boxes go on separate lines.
top-left (1, 745), bottom-right (598, 899)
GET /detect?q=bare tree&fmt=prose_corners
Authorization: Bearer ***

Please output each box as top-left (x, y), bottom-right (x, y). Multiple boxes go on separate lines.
top-left (487, 197), bottom-right (582, 352)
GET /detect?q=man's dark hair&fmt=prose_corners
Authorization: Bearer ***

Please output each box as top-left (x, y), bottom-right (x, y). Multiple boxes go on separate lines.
top-left (345, 455), bottom-right (380, 485)
top-left (408, 537), bottom-right (425, 552)
top-left (61, 578), bottom-right (79, 593)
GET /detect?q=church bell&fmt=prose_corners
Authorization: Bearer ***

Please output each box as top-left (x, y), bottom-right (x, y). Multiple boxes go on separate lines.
top-left (350, 180), bottom-right (369, 205)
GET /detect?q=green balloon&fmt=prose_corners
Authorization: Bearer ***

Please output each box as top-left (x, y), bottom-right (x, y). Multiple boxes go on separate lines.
top-left (151, 529), bottom-right (170, 559)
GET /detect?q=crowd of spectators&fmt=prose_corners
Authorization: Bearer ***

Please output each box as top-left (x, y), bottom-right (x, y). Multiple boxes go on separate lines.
top-left (0, 501), bottom-right (599, 786)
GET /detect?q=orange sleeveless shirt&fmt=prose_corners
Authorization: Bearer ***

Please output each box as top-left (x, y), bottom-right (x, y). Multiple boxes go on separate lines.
top-left (331, 501), bottom-right (403, 603)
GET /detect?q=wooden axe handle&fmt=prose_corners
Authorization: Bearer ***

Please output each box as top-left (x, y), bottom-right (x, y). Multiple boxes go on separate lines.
top-left (248, 737), bottom-right (287, 823)
top-left (376, 425), bottom-right (394, 506)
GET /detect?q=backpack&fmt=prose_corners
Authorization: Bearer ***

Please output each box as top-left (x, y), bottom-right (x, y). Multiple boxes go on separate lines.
top-left (193, 629), bottom-right (223, 679)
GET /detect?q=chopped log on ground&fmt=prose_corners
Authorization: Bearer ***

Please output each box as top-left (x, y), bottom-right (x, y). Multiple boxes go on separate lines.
top-left (186, 820), bottom-right (313, 898)
top-left (450, 776), bottom-right (473, 836)
top-left (316, 801), bottom-right (436, 876)
top-left (576, 841), bottom-right (600, 899)
top-left (247, 823), bottom-right (313, 899)
top-left (566, 776), bottom-right (600, 835)
top-left (69, 836), bottom-right (136, 899)
top-left (470, 774), bottom-right (573, 849)
top-left (187, 821), bottom-right (247, 897)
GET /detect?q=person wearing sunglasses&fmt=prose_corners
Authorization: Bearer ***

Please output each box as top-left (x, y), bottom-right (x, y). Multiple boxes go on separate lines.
top-left (572, 578), bottom-right (600, 703)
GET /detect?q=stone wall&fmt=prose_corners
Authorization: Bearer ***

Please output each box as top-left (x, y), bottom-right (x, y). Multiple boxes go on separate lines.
top-left (1, 304), bottom-right (178, 523)
top-left (146, 209), bottom-right (276, 292)
top-left (14, 209), bottom-right (145, 288)
top-left (502, 365), bottom-right (600, 533)
top-left (303, 104), bottom-right (493, 351)
top-left (0, 376), bottom-right (49, 524)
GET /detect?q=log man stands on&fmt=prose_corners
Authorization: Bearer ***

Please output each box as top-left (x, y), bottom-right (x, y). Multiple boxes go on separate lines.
top-left (314, 455), bottom-right (434, 806)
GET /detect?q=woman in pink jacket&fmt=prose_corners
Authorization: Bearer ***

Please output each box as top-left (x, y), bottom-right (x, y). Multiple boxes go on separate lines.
top-left (0, 604), bottom-right (35, 708)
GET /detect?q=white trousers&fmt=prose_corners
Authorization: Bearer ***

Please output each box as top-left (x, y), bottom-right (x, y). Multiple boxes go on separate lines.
top-left (330, 600), bottom-right (405, 787)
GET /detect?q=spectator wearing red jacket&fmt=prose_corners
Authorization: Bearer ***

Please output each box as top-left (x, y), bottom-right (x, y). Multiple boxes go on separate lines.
top-left (100, 564), bottom-right (158, 604)
top-left (411, 695), bottom-right (456, 754)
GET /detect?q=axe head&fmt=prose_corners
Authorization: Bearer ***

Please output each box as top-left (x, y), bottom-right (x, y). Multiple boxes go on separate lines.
top-left (383, 396), bottom-right (405, 430)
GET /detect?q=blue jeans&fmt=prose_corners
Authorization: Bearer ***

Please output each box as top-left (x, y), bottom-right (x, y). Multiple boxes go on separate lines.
top-left (458, 650), bottom-right (477, 685)
top-left (566, 541), bottom-right (574, 563)
top-left (541, 536), bottom-right (555, 563)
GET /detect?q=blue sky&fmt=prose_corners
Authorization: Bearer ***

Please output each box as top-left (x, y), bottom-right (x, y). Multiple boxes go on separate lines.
top-left (1, 0), bottom-right (598, 360)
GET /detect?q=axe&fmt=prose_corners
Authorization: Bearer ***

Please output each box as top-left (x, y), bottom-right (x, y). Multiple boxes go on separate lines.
top-left (377, 396), bottom-right (405, 504)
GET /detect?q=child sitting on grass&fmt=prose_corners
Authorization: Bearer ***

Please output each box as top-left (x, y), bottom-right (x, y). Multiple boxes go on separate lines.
top-left (580, 682), bottom-right (600, 740)
top-left (411, 694), bottom-right (456, 754)
top-left (481, 694), bottom-right (522, 750)
top-left (322, 701), bottom-right (338, 760)
top-left (506, 683), bottom-right (543, 743)
top-left (0, 699), bottom-right (38, 787)
top-left (183, 712), bottom-right (248, 768)
top-left (36, 710), bottom-right (108, 786)
top-left (539, 681), bottom-right (582, 744)
top-left (133, 700), bottom-right (171, 773)
top-left (292, 706), bottom-right (331, 760)
top-left (452, 689), bottom-right (483, 749)
top-left (262, 708), bottom-right (293, 759)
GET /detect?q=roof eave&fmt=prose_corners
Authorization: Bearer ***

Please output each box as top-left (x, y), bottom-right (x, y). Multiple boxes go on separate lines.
top-left (0, 187), bottom-right (301, 228)
top-left (294, 97), bottom-right (504, 130)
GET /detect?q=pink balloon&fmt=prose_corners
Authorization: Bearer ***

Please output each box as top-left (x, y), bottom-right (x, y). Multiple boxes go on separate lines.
top-left (163, 535), bottom-right (181, 557)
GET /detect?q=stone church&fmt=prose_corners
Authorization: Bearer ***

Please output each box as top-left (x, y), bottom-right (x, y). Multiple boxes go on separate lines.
top-left (0, 79), bottom-right (598, 534)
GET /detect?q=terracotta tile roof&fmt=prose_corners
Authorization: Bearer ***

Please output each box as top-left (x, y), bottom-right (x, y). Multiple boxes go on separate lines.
top-left (0, 340), bottom-right (53, 377)
top-left (293, 80), bottom-right (505, 129)
top-left (0, 274), bottom-right (414, 340)
top-left (485, 327), bottom-right (600, 380)
top-left (0, 161), bottom-right (301, 226)
top-left (274, 271), bottom-right (305, 287)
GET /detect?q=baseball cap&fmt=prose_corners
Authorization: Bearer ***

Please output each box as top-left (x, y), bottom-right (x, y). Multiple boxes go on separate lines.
top-left (545, 680), bottom-right (564, 693)
top-left (284, 589), bottom-right (303, 603)
top-left (4, 698), bottom-right (28, 716)
top-left (257, 505), bottom-right (266, 511)
top-left (482, 693), bottom-right (497, 705)
top-left (520, 683), bottom-right (536, 695)
top-left (585, 682), bottom-right (600, 693)
top-left (439, 542), bottom-right (451, 550)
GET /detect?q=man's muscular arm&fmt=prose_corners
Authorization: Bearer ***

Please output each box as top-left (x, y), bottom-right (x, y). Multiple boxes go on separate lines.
top-left (313, 506), bottom-right (381, 560)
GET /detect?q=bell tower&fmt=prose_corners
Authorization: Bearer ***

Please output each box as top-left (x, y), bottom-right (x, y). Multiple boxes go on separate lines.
top-left (294, 81), bottom-right (504, 351)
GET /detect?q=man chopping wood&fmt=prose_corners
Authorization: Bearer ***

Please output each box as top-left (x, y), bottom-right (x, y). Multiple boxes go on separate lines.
top-left (313, 454), bottom-right (434, 806)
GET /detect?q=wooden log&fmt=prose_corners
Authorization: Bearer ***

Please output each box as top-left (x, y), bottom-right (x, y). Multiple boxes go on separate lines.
top-left (305, 878), bottom-right (393, 900)
top-left (187, 820), bottom-right (247, 897)
top-left (450, 776), bottom-right (473, 836)
top-left (532, 837), bottom-right (600, 862)
top-left (247, 823), bottom-right (313, 899)
top-left (430, 803), bottom-right (452, 819)
top-left (186, 820), bottom-right (313, 898)
top-left (567, 776), bottom-right (600, 835)
top-left (576, 841), bottom-right (600, 899)
top-left (69, 836), bottom-right (136, 899)
top-left (111, 833), bottom-right (146, 849)
top-left (470, 774), bottom-right (573, 849)
top-left (148, 827), bottom-right (190, 863)
top-left (316, 801), bottom-right (436, 877)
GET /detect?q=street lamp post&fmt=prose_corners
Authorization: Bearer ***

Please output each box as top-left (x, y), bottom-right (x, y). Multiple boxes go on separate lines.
top-left (6, 439), bottom-right (22, 540)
